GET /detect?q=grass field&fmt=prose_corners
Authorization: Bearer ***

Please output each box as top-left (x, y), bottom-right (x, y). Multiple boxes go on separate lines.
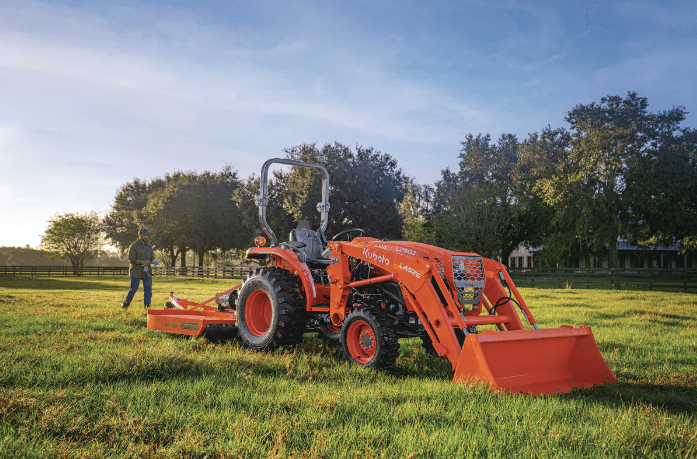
top-left (0, 276), bottom-right (696, 458)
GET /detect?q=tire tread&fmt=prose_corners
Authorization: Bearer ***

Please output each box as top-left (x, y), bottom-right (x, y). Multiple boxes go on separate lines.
top-left (341, 307), bottom-right (399, 370)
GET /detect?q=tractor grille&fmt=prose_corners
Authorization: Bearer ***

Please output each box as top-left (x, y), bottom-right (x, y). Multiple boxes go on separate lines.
top-left (450, 255), bottom-right (485, 305)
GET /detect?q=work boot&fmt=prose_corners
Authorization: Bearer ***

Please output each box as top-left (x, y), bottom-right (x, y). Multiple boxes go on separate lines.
top-left (121, 303), bottom-right (129, 309)
top-left (144, 304), bottom-right (151, 309)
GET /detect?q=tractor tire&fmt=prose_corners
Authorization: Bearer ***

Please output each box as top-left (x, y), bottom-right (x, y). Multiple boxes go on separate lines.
top-left (317, 323), bottom-right (342, 348)
top-left (204, 323), bottom-right (238, 343)
top-left (236, 267), bottom-right (306, 351)
top-left (341, 308), bottom-right (399, 370)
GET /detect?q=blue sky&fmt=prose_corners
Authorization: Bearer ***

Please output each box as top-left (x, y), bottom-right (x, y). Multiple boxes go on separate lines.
top-left (1, 0), bottom-right (696, 248)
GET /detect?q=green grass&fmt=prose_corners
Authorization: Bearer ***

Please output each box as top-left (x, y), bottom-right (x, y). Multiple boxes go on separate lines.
top-left (0, 276), bottom-right (695, 458)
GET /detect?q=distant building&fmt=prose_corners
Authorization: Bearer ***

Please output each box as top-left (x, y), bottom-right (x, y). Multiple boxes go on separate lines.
top-left (508, 240), bottom-right (695, 269)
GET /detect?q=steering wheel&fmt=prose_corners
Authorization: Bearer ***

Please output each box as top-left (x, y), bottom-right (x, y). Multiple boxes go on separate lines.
top-left (332, 228), bottom-right (364, 242)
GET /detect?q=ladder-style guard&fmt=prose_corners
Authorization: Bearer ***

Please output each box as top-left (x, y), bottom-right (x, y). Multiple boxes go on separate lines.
top-left (453, 326), bottom-right (618, 395)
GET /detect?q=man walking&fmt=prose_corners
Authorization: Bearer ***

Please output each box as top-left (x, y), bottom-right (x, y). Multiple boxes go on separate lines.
top-left (121, 228), bottom-right (156, 309)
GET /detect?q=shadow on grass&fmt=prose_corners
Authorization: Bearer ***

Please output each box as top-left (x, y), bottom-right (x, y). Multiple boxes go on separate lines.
top-left (564, 381), bottom-right (697, 415)
top-left (593, 310), bottom-right (694, 325)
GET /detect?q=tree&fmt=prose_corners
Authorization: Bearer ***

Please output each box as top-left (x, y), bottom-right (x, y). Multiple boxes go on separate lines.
top-left (624, 125), bottom-right (697, 253)
top-left (532, 91), bottom-right (695, 266)
top-left (434, 184), bottom-right (512, 258)
top-left (137, 168), bottom-right (245, 267)
top-left (398, 177), bottom-right (436, 244)
top-left (40, 212), bottom-right (104, 275)
top-left (433, 133), bottom-right (521, 262)
top-left (103, 179), bottom-right (150, 253)
top-left (102, 172), bottom-right (186, 254)
top-left (188, 168), bottom-right (244, 266)
top-left (513, 126), bottom-right (576, 264)
top-left (457, 133), bottom-right (519, 188)
top-left (136, 177), bottom-right (195, 268)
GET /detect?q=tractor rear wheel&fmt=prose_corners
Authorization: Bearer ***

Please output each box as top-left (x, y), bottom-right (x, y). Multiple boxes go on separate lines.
top-left (341, 308), bottom-right (399, 370)
top-left (236, 267), bottom-right (306, 351)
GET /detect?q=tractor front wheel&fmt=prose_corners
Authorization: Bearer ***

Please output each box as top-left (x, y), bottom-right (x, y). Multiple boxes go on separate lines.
top-left (341, 308), bottom-right (399, 370)
top-left (236, 267), bottom-right (306, 351)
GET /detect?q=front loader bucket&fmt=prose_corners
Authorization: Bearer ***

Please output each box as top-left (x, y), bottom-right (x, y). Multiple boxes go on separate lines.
top-left (453, 326), bottom-right (617, 395)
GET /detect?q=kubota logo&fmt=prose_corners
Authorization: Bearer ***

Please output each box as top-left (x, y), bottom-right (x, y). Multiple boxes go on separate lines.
top-left (362, 248), bottom-right (390, 265)
top-left (399, 263), bottom-right (421, 278)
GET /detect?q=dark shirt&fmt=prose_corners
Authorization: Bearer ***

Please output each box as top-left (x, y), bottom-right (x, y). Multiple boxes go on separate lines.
top-left (128, 239), bottom-right (155, 278)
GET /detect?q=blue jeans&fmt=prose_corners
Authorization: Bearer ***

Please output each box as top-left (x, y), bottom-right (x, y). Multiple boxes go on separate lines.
top-left (123, 276), bottom-right (152, 307)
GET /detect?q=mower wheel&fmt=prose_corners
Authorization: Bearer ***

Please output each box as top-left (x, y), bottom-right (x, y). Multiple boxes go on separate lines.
top-left (236, 267), bottom-right (306, 351)
top-left (341, 308), bottom-right (399, 370)
top-left (204, 323), bottom-right (238, 343)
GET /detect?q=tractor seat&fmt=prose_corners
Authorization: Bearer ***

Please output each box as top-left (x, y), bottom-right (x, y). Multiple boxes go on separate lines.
top-left (289, 222), bottom-right (330, 268)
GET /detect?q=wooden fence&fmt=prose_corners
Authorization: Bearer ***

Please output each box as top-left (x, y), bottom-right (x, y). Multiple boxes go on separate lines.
top-left (0, 265), bottom-right (255, 279)
top-left (0, 266), bottom-right (129, 277)
top-left (152, 266), bottom-right (255, 278)
top-left (508, 268), bottom-right (697, 293)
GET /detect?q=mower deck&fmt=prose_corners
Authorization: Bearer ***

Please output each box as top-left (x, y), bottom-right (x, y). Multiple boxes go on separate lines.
top-left (147, 309), bottom-right (237, 337)
top-left (146, 287), bottom-right (239, 338)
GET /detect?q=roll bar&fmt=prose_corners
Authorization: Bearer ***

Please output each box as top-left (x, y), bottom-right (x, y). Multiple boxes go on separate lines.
top-left (254, 158), bottom-right (330, 247)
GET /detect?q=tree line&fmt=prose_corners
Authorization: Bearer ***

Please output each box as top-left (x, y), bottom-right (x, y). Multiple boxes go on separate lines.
top-left (41, 91), bottom-right (697, 272)
top-left (412, 92), bottom-right (696, 268)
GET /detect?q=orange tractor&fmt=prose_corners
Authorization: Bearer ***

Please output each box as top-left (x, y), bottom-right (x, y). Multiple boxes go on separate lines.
top-left (147, 158), bottom-right (617, 395)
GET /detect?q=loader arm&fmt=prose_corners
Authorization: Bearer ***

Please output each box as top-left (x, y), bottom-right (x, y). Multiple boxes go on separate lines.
top-left (327, 241), bottom-right (472, 370)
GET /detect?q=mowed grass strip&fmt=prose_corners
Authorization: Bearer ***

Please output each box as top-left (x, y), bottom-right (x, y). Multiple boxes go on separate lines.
top-left (0, 276), bottom-right (695, 458)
